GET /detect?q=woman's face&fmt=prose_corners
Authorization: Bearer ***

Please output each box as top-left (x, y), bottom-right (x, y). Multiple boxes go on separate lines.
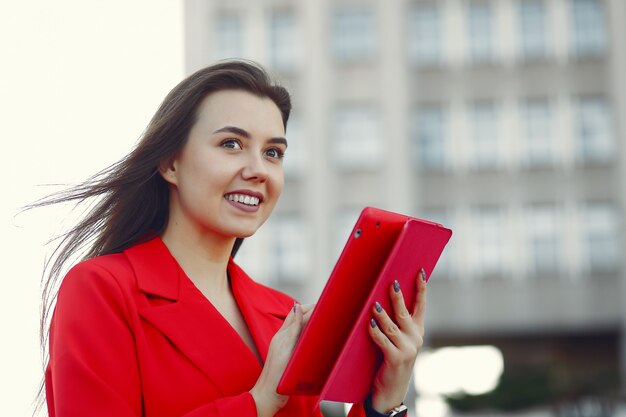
top-left (162, 89), bottom-right (286, 239)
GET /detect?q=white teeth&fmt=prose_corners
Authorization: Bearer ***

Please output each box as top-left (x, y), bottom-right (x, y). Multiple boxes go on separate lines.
top-left (226, 194), bottom-right (260, 206)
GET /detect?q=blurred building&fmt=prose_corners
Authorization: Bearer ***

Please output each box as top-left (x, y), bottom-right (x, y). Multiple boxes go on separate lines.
top-left (185, 0), bottom-right (625, 414)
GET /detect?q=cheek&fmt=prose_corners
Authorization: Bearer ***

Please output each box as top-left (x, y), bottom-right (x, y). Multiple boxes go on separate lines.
top-left (177, 165), bottom-right (227, 206)
top-left (192, 160), bottom-right (231, 188)
top-left (271, 169), bottom-right (285, 196)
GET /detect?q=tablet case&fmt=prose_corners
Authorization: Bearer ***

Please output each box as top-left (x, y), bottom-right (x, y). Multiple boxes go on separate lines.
top-left (276, 207), bottom-right (452, 403)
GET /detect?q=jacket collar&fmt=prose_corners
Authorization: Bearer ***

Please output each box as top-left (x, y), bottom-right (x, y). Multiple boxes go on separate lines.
top-left (122, 236), bottom-right (291, 395)
top-left (124, 237), bottom-right (290, 315)
top-left (126, 237), bottom-right (180, 301)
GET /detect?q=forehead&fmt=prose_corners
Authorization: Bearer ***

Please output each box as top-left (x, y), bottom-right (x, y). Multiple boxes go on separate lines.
top-left (194, 89), bottom-right (285, 136)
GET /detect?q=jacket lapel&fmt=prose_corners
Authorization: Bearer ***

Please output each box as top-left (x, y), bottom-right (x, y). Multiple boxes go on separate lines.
top-left (228, 261), bottom-right (292, 363)
top-left (124, 238), bottom-right (262, 396)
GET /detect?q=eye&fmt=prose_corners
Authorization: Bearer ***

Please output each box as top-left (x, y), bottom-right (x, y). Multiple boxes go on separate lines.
top-left (221, 139), bottom-right (242, 150)
top-left (264, 147), bottom-right (285, 160)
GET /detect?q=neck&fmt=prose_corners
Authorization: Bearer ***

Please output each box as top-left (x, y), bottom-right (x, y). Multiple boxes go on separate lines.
top-left (161, 220), bottom-right (236, 296)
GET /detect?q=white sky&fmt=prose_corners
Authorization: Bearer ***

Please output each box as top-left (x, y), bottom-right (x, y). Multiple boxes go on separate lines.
top-left (0, 1), bottom-right (184, 415)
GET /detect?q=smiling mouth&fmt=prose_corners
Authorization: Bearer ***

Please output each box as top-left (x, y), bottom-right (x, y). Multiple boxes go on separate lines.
top-left (225, 193), bottom-right (261, 207)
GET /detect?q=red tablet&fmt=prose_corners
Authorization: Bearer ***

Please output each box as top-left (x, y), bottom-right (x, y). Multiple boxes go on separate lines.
top-left (276, 207), bottom-right (452, 403)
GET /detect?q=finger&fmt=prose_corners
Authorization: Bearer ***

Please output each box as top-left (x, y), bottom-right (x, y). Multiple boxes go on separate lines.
top-left (294, 302), bottom-right (303, 323)
top-left (367, 318), bottom-right (399, 356)
top-left (300, 303), bottom-right (315, 315)
top-left (371, 301), bottom-right (407, 349)
top-left (289, 302), bottom-right (304, 337)
top-left (411, 268), bottom-right (428, 328)
top-left (280, 301), bottom-right (298, 329)
top-left (302, 308), bottom-right (315, 324)
top-left (388, 280), bottom-right (413, 332)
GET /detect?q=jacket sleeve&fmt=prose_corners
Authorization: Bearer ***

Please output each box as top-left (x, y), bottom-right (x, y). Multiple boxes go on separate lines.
top-left (45, 262), bottom-right (258, 417)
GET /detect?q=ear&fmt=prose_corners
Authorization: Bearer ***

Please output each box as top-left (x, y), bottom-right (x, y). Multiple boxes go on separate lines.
top-left (159, 158), bottom-right (178, 186)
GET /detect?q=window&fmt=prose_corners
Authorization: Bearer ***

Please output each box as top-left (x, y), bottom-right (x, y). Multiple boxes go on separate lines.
top-left (467, 1), bottom-right (495, 63)
top-left (332, 7), bottom-right (376, 62)
top-left (333, 106), bottom-right (382, 170)
top-left (570, 0), bottom-right (607, 57)
top-left (518, 0), bottom-right (550, 60)
top-left (332, 209), bottom-right (362, 262)
top-left (527, 205), bottom-right (561, 274)
top-left (215, 13), bottom-right (244, 59)
top-left (408, 5), bottom-right (442, 67)
top-left (522, 98), bottom-right (555, 167)
top-left (420, 208), bottom-right (453, 277)
top-left (283, 115), bottom-right (306, 178)
top-left (575, 96), bottom-right (613, 164)
top-left (582, 203), bottom-right (620, 273)
top-left (472, 206), bottom-right (506, 277)
top-left (268, 10), bottom-right (299, 71)
top-left (469, 101), bottom-right (501, 170)
top-left (271, 215), bottom-right (310, 283)
top-left (413, 105), bottom-right (447, 172)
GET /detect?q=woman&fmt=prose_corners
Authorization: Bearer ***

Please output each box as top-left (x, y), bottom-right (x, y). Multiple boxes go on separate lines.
top-left (41, 61), bottom-right (426, 417)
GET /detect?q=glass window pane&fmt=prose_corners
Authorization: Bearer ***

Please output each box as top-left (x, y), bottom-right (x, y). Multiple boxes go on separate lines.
top-left (333, 106), bottom-right (382, 170)
top-left (575, 97), bottom-right (614, 164)
top-left (470, 101), bottom-right (500, 170)
top-left (570, 0), bottom-right (607, 57)
top-left (332, 7), bottom-right (376, 61)
top-left (413, 106), bottom-right (446, 171)
top-left (215, 14), bottom-right (244, 59)
top-left (472, 206), bottom-right (505, 277)
top-left (519, 0), bottom-right (549, 60)
top-left (332, 209), bottom-right (362, 262)
top-left (268, 10), bottom-right (299, 71)
top-left (272, 215), bottom-right (310, 282)
top-left (408, 5), bottom-right (442, 66)
top-left (467, 2), bottom-right (495, 63)
top-left (420, 208), bottom-right (453, 277)
top-left (522, 98), bottom-right (555, 167)
top-left (582, 203), bottom-right (620, 273)
top-left (283, 115), bottom-right (306, 178)
top-left (527, 205), bottom-right (561, 274)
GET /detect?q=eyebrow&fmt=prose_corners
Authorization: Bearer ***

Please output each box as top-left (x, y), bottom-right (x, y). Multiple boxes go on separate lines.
top-left (212, 126), bottom-right (288, 147)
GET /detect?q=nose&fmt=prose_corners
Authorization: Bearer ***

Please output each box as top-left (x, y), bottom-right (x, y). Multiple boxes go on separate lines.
top-left (241, 152), bottom-right (269, 183)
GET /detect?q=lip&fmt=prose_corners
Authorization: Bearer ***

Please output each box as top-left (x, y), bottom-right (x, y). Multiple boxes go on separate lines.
top-left (224, 189), bottom-right (265, 203)
top-left (225, 198), bottom-right (261, 213)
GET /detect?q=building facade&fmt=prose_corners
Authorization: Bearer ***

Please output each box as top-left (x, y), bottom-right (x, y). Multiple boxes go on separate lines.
top-left (185, 0), bottom-right (625, 414)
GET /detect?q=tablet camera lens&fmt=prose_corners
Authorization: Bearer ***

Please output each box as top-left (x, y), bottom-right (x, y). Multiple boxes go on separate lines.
top-left (354, 229), bottom-right (362, 239)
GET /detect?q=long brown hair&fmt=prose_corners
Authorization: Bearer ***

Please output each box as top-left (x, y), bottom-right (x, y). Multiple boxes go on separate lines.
top-left (32, 60), bottom-right (291, 411)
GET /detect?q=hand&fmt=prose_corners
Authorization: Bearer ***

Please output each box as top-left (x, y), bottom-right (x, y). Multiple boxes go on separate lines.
top-left (250, 303), bottom-right (314, 417)
top-left (367, 269), bottom-right (427, 413)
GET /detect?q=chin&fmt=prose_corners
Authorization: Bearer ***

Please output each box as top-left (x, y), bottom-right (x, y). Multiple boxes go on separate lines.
top-left (235, 230), bottom-right (256, 238)
top-left (227, 224), bottom-right (261, 239)
top-left (218, 217), bottom-right (268, 239)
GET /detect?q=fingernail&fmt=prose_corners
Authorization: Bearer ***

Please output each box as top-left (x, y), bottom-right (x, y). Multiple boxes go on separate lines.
top-left (393, 280), bottom-right (400, 293)
top-left (370, 319), bottom-right (377, 328)
top-left (375, 301), bottom-right (383, 313)
top-left (421, 268), bottom-right (427, 282)
top-left (293, 301), bottom-right (297, 313)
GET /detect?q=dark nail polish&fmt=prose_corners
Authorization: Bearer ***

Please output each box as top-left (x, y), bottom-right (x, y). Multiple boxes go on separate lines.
top-left (421, 268), bottom-right (427, 282)
top-left (293, 301), bottom-right (297, 313)
top-left (375, 301), bottom-right (383, 313)
top-left (370, 319), bottom-right (377, 328)
top-left (393, 280), bottom-right (400, 293)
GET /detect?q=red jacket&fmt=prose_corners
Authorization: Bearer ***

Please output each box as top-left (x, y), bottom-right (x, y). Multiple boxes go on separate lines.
top-left (46, 237), bottom-right (367, 417)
